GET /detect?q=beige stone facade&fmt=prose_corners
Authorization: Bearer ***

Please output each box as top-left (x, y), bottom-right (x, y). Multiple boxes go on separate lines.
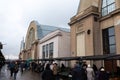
top-left (24, 21), bottom-right (39, 60)
top-left (69, 0), bottom-right (120, 71)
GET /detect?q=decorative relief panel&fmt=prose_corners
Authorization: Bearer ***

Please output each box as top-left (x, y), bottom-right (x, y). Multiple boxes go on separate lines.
top-left (76, 23), bottom-right (84, 33)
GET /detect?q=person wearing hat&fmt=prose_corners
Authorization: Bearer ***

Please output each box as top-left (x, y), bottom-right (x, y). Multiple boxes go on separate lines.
top-left (97, 67), bottom-right (109, 80)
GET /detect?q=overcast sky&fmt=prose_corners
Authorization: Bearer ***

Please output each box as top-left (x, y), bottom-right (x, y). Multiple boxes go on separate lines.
top-left (0, 0), bottom-right (80, 59)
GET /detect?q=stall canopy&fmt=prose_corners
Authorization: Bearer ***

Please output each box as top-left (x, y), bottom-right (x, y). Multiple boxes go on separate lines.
top-left (33, 54), bottom-right (120, 61)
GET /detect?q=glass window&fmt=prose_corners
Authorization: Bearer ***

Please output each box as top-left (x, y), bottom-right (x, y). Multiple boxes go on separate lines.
top-left (102, 0), bottom-right (107, 8)
top-left (107, 0), bottom-right (115, 5)
top-left (46, 44), bottom-right (48, 57)
top-left (49, 42), bottom-right (54, 58)
top-left (102, 7), bottom-right (108, 16)
top-left (102, 0), bottom-right (115, 16)
top-left (110, 45), bottom-right (116, 54)
top-left (42, 45), bottom-right (46, 59)
top-left (102, 27), bottom-right (116, 54)
top-left (108, 27), bottom-right (115, 36)
top-left (108, 4), bottom-right (115, 13)
top-left (109, 36), bottom-right (115, 45)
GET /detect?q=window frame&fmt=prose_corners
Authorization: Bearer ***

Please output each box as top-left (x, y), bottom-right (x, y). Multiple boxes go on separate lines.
top-left (49, 42), bottom-right (54, 58)
top-left (101, 0), bottom-right (115, 16)
top-left (46, 44), bottom-right (48, 58)
top-left (102, 27), bottom-right (116, 54)
top-left (42, 45), bottom-right (46, 59)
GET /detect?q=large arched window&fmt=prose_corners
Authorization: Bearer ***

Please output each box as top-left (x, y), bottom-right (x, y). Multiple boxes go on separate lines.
top-left (102, 0), bottom-right (115, 16)
top-left (29, 28), bottom-right (35, 44)
top-left (27, 28), bottom-right (35, 49)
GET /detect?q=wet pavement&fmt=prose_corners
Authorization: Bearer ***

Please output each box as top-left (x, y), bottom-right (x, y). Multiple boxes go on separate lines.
top-left (0, 65), bottom-right (41, 80)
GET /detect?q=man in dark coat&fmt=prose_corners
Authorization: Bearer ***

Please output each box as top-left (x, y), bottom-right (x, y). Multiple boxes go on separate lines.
top-left (81, 64), bottom-right (87, 80)
top-left (72, 63), bottom-right (87, 80)
top-left (13, 62), bottom-right (19, 80)
top-left (42, 63), bottom-right (54, 80)
top-left (98, 68), bottom-right (109, 80)
top-left (72, 63), bottom-right (81, 80)
top-left (8, 61), bottom-right (15, 77)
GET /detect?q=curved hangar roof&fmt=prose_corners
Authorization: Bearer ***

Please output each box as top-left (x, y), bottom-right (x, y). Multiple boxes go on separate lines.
top-left (34, 21), bottom-right (70, 39)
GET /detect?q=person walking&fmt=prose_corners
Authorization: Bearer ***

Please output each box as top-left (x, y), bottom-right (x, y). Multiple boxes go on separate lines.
top-left (8, 61), bottom-right (15, 77)
top-left (42, 63), bottom-right (54, 80)
top-left (52, 62), bottom-right (59, 80)
top-left (97, 68), bottom-right (109, 80)
top-left (72, 63), bottom-right (81, 80)
top-left (13, 61), bottom-right (19, 80)
top-left (86, 64), bottom-right (95, 80)
top-left (81, 64), bottom-right (87, 80)
top-left (20, 61), bottom-right (24, 74)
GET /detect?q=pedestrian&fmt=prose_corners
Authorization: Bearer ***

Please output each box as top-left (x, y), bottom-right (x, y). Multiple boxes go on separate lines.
top-left (52, 62), bottom-right (59, 80)
top-left (71, 63), bottom-right (81, 80)
top-left (13, 61), bottom-right (19, 80)
top-left (81, 63), bottom-right (87, 80)
top-left (97, 67), bottom-right (109, 80)
top-left (8, 61), bottom-right (15, 77)
top-left (20, 61), bottom-right (25, 74)
top-left (60, 63), bottom-right (65, 72)
top-left (86, 64), bottom-right (95, 80)
top-left (42, 63), bottom-right (54, 80)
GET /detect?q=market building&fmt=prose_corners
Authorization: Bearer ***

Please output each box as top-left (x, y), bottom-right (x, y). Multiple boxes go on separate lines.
top-left (69, 0), bottom-right (120, 71)
top-left (20, 21), bottom-right (70, 63)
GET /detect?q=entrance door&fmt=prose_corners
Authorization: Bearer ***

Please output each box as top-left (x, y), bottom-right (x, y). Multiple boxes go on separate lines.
top-left (104, 60), bottom-right (117, 72)
top-left (77, 32), bottom-right (85, 56)
top-left (102, 27), bottom-right (117, 72)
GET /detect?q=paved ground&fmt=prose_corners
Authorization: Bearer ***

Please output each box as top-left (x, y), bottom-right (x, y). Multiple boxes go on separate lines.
top-left (0, 65), bottom-right (41, 80)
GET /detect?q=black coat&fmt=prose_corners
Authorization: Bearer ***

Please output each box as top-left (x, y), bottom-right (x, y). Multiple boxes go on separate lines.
top-left (98, 71), bottom-right (109, 80)
top-left (72, 67), bottom-right (87, 80)
top-left (42, 69), bottom-right (54, 80)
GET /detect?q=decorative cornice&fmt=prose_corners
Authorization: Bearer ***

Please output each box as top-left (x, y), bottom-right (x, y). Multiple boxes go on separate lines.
top-left (39, 31), bottom-right (62, 44)
top-left (32, 40), bottom-right (39, 45)
top-left (69, 6), bottom-right (99, 26)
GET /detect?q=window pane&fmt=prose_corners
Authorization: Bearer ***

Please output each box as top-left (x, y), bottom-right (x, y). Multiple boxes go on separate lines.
top-left (46, 44), bottom-right (48, 57)
top-left (102, 7), bottom-right (108, 16)
top-left (110, 45), bottom-right (116, 54)
top-left (102, 0), bottom-right (115, 16)
top-left (108, 3), bottom-right (115, 13)
top-left (42, 45), bottom-right (45, 58)
top-left (49, 42), bottom-right (53, 58)
top-left (102, 0), bottom-right (107, 7)
top-left (109, 36), bottom-right (115, 45)
top-left (102, 29), bottom-right (109, 54)
top-left (107, 0), bottom-right (115, 5)
top-left (108, 27), bottom-right (115, 36)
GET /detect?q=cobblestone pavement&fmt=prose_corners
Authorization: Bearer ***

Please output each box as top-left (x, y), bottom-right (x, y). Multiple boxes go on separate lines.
top-left (0, 65), bottom-right (42, 80)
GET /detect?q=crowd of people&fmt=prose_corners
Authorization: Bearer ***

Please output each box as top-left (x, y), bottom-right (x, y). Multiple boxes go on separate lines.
top-left (5, 60), bottom-right (120, 80)
top-left (71, 62), bottom-right (109, 80)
